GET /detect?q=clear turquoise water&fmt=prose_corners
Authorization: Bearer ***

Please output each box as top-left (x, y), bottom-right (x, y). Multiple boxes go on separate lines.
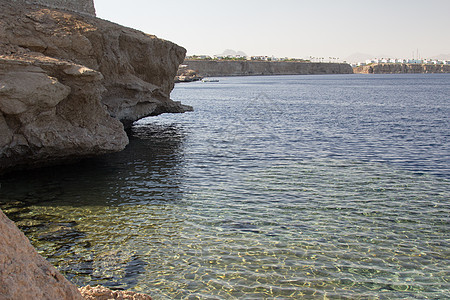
top-left (1, 74), bottom-right (449, 299)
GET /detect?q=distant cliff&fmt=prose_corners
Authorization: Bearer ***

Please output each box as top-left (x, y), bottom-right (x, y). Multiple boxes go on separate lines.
top-left (183, 60), bottom-right (353, 77)
top-left (354, 63), bottom-right (450, 74)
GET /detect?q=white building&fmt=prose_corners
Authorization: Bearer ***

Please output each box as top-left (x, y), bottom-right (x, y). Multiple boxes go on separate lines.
top-left (251, 56), bottom-right (270, 61)
top-left (359, 57), bottom-right (449, 66)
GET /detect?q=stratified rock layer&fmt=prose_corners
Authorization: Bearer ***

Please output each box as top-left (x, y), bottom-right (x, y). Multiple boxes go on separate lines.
top-left (353, 63), bottom-right (450, 74)
top-left (0, 52), bottom-right (129, 171)
top-left (183, 60), bottom-right (353, 77)
top-left (0, 208), bottom-right (83, 300)
top-left (0, 0), bottom-right (191, 172)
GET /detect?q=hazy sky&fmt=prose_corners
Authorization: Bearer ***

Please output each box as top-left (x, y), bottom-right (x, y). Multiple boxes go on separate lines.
top-left (95, 0), bottom-right (450, 60)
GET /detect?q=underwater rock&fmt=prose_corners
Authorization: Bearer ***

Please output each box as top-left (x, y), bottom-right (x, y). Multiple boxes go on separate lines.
top-left (79, 285), bottom-right (152, 300)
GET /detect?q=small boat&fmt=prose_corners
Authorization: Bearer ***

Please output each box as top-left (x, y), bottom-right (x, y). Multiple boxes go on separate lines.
top-left (201, 78), bottom-right (219, 83)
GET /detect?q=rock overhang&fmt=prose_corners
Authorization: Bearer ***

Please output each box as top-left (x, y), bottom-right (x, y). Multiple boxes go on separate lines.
top-left (0, 0), bottom-right (192, 173)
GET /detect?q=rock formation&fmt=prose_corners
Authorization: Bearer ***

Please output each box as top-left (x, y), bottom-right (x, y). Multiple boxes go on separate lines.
top-left (0, 0), bottom-right (192, 173)
top-left (79, 285), bottom-right (152, 300)
top-left (10, 0), bottom-right (97, 16)
top-left (0, 49), bottom-right (129, 172)
top-left (0, 208), bottom-right (83, 300)
top-left (353, 63), bottom-right (450, 74)
top-left (182, 60), bottom-right (353, 77)
top-left (175, 65), bottom-right (203, 82)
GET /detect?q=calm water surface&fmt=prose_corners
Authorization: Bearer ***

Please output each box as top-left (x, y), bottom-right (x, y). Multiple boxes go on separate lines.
top-left (1, 74), bottom-right (449, 299)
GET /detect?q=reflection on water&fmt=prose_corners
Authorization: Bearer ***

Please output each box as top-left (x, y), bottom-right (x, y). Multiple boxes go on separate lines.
top-left (1, 74), bottom-right (449, 299)
top-left (1, 123), bottom-right (186, 207)
top-left (0, 123), bottom-right (187, 289)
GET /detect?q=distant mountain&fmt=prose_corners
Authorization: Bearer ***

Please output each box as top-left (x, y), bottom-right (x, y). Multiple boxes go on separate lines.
top-left (344, 53), bottom-right (374, 63)
top-left (430, 54), bottom-right (450, 60)
top-left (377, 54), bottom-right (395, 59)
top-left (220, 49), bottom-right (247, 57)
top-left (345, 52), bottom-right (395, 63)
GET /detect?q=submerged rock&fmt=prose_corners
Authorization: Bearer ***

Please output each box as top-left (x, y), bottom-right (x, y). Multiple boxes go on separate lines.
top-left (0, 0), bottom-right (192, 173)
top-left (79, 285), bottom-right (152, 300)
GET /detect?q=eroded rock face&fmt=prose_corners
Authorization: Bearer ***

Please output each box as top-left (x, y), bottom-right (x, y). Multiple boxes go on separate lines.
top-left (0, 52), bottom-right (129, 171)
top-left (0, 1), bottom-right (191, 123)
top-left (10, 0), bottom-right (97, 16)
top-left (0, 0), bottom-right (191, 172)
top-left (0, 208), bottom-right (83, 300)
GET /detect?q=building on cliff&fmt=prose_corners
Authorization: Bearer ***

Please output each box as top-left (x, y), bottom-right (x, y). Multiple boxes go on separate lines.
top-left (353, 63), bottom-right (450, 74)
top-left (10, 0), bottom-right (96, 16)
top-left (363, 58), bottom-right (449, 66)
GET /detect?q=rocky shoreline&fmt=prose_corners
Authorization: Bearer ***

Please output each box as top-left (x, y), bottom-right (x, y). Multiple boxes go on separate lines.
top-left (0, 208), bottom-right (153, 299)
top-left (0, 0), bottom-right (192, 298)
top-left (353, 63), bottom-right (450, 74)
top-left (0, 0), bottom-right (192, 174)
top-left (174, 64), bottom-right (203, 83)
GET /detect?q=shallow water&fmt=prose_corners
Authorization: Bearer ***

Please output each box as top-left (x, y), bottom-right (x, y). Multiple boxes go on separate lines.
top-left (1, 74), bottom-right (449, 299)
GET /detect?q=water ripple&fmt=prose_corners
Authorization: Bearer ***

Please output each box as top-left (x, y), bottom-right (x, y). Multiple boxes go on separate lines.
top-left (1, 74), bottom-right (449, 299)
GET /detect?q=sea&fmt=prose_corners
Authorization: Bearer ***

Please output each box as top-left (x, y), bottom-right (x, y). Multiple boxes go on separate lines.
top-left (0, 74), bottom-right (449, 299)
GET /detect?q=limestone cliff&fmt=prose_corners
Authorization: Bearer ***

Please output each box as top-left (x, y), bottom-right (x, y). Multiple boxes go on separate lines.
top-left (354, 63), bottom-right (450, 74)
top-left (0, 51), bottom-right (129, 172)
top-left (0, 0), bottom-right (191, 173)
top-left (183, 60), bottom-right (353, 77)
